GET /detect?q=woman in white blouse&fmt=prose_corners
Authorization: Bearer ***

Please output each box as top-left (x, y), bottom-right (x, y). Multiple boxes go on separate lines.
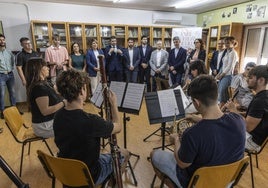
top-left (216, 36), bottom-right (238, 108)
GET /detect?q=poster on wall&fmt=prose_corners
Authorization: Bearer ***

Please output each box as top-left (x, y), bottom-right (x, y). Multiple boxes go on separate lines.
top-left (0, 21), bottom-right (3, 35)
top-left (171, 27), bottom-right (202, 50)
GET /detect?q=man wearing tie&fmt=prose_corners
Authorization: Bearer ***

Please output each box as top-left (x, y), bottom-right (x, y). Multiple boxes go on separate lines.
top-left (105, 36), bottom-right (124, 82)
top-left (138, 35), bottom-right (153, 92)
top-left (168, 36), bottom-right (187, 86)
top-left (210, 39), bottom-right (226, 76)
top-left (123, 38), bottom-right (141, 83)
top-left (149, 40), bottom-right (169, 91)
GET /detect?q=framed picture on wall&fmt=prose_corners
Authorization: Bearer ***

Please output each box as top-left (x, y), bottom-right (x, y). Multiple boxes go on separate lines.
top-left (0, 21), bottom-right (3, 35)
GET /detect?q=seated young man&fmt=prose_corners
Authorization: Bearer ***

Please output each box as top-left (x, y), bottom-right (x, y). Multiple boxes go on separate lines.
top-left (54, 69), bottom-right (129, 186)
top-left (230, 62), bottom-right (256, 110)
top-left (151, 75), bottom-right (246, 188)
top-left (226, 65), bottom-right (268, 152)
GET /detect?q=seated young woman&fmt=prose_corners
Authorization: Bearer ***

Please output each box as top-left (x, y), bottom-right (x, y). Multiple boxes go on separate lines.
top-left (25, 57), bottom-right (66, 138)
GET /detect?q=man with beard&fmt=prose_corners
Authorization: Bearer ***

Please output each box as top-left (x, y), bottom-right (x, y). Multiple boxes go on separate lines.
top-left (226, 65), bottom-right (268, 152)
top-left (0, 34), bottom-right (16, 119)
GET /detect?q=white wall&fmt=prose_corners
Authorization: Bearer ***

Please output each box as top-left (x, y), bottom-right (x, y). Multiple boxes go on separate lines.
top-left (0, 0), bottom-right (197, 50)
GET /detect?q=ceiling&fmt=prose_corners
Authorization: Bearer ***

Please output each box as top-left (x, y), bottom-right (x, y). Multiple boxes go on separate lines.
top-left (27, 0), bottom-right (253, 14)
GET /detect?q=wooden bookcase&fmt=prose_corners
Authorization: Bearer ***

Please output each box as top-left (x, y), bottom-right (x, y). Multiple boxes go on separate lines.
top-left (206, 22), bottom-right (243, 69)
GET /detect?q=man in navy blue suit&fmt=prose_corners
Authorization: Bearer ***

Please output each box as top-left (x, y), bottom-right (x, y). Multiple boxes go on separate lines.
top-left (123, 38), bottom-right (141, 83)
top-left (138, 35), bottom-right (153, 92)
top-left (105, 36), bottom-right (124, 82)
top-left (210, 39), bottom-right (226, 76)
top-left (168, 36), bottom-right (187, 86)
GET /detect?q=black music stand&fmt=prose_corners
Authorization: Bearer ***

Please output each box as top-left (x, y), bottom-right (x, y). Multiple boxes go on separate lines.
top-left (0, 155), bottom-right (29, 188)
top-left (144, 89), bottom-right (185, 151)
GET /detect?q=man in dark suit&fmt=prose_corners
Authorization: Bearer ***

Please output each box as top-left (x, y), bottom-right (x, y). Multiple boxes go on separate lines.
top-left (168, 36), bottom-right (187, 86)
top-left (104, 36), bottom-right (124, 82)
top-left (123, 38), bottom-right (141, 83)
top-left (138, 35), bottom-right (153, 92)
top-left (210, 39), bottom-right (226, 76)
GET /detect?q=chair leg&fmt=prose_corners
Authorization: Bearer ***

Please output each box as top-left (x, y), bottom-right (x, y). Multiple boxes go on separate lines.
top-left (43, 140), bottom-right (54, 156)
top-left (52, 177), bottom-right (55, 188)
top-left (151, 174), bottom-right (157, 188)
top-left (255, 154), bottom-right (259, 168)
top-left (249, 154), bottom-right (255, 188)
top-left (160, 176), bottom-right (165, 188)
top-left (28, 142), bottom-right (31, 155)
top-left (20, 143), bottom-right (26, 177)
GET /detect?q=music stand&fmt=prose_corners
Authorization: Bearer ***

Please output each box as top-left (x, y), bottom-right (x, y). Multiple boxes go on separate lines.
top-left (0, 155), bottom-right (29, 188)
top-left (144, 89), bottom-right (185, 151)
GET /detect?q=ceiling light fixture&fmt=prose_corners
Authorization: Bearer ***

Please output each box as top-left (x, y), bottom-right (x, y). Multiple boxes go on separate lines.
top-left (113, 0), bottom-right (120, 3)
top-left (174, 0), bottom-right (214, 9)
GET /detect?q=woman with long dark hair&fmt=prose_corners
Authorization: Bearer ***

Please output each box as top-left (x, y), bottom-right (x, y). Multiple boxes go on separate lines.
top-left (25, 57), bottom-right (65, 138)
top-left (69, 42), bottom-right (86, 71)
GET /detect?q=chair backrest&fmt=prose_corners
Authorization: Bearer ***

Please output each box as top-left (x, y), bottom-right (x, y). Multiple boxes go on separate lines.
top-left (188, 156), bottom-right (249, 188)
top-left (3, 106), bottom-right (24, 139)
top-left (37, 150), bottom-right (95, 188)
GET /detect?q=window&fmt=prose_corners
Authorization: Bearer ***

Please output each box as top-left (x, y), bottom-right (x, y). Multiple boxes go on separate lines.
top-left (241, 24), bottom-right (268, 70)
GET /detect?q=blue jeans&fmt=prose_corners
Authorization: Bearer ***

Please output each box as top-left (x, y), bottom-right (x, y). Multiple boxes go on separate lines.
top-left (95, 153), bottom-right (126, 186)
top-left (218, 75), bottom-right (232, 103)
top-left (151, 149), bottom-right (183, 188)
top-left (0, 72), bottom-right (16, 111)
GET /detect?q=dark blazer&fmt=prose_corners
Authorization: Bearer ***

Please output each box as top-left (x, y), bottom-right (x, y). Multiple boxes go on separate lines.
top-left (168, 47), bottom-right (187, 74)
top-left (104, 45), bottom-right (124, 72)
top-left (210, 49), bottom-right (227, 73)
top-left (138, 45), bottom-right (153, 66)
top-left (123, 47), bottom-right (141, 72)
top-left (187, 49), bottom-right (206, 63)
top-left (86, 49), bottom-right (104, 77)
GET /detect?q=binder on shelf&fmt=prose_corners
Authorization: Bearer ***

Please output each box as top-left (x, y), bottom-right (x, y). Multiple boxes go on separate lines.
top-left (145, 89), bottom-right (185, 125)
top-left (91, 81), bottom-right (145, 115)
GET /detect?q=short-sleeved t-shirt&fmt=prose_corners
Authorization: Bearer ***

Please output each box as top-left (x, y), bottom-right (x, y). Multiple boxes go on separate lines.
top-left (247, 90), bottom-right (268, 145)
top-left (16, 49), bottom-right (39, 73)
top-left (30, 82), bottom-right (62, 123)
top-left (177, 113), bottom-right (246, 187)
top-left (53, 108), bottom-right (114, 183)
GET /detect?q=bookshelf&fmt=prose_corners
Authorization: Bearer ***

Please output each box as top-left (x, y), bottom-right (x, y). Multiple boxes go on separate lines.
top-left (31, 21), bottom-right (50, 53)
top-left (127, 26), bottom-right (139, 46)
top-left (67, 23), bottom-right (83, 53)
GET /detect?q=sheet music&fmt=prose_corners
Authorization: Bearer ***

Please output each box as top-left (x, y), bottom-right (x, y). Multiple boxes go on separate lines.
top-left (122, 83), bottom-right (144, 110)
top-left (110, 81), bottom-right (126, 107)
top-left (90, 83), bottom-right (103, 107)
top-left (173, 85), bottom-right (190, 109)
top-left (157, 89), bottom-right (179, 118)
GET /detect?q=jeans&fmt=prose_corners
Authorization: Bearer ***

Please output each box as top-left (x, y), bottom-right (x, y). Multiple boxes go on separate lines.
top-left (218, 75), bottom-right (232, 103)
top-left (0, 72), bottom-right (16, 111)
top-left (151, 149), bottom-right (183, 188)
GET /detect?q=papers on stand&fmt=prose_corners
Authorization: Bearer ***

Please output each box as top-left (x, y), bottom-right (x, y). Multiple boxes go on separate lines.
top-left (157, 89), bottom-right (179, 118)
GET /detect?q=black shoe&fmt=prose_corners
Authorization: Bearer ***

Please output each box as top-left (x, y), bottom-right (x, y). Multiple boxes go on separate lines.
top-left (19, 111), bottom-right (24, 115)
top-left (0, 112), bottom-right (4, 119)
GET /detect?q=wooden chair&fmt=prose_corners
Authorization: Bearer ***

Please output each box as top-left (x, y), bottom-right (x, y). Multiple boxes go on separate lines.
top-left (37, 150), bottom-right (110, 188)
top-left (245, 137), bottom-right (268, 188)
top-left (155, 156), bottom-right (249, 188)
top-left (3, 106), bottom-right (53, 177)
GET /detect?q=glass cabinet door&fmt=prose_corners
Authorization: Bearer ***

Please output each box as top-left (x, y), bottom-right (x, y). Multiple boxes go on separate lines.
top-left (114, 26), bottom-right (126, 47)
top-left (51, 23), bottom-right (67, 48)
top-left (152, 27), bottom-right (162, 48)
top-left (69, 24), bottom-right (83, 51)
top-left (99, 25), bottom-right (112, 48)
top-left (164, 28), bottom-right (172, 51)
top-left (85, 24), bottom-right (97, 49)
top-left (32, 22), bottom-right (50, 52)
top-left (128, 26), bottom-right (139, 46)
top-left (140, 26), bottom-right (151, 45)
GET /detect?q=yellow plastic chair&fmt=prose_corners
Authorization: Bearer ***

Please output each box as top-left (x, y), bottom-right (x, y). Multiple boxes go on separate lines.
top-left (156, 156), bottom-right (249, 188)
top-left (245, 137), bottom-right (268, 188)
top-left (3, 106), bottom-right (53, 177)
top-left (37, 150), bottom-right (109, 188)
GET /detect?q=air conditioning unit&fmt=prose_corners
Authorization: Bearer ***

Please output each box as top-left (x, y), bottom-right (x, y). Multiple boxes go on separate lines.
top-left (152, 12), bottom-right (182, 25)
